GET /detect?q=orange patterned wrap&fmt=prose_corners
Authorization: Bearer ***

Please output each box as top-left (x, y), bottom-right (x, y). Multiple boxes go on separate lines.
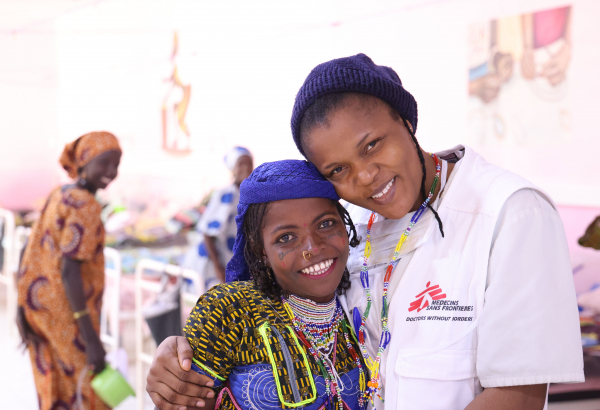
top-left (59, 131), bottom-right (121, 179)
top-left (18, 186), bottom-right (109, 410)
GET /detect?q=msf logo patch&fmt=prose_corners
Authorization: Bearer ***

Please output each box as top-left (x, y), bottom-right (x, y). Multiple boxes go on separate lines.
top-left (409, 281), bottom-right (447, 312)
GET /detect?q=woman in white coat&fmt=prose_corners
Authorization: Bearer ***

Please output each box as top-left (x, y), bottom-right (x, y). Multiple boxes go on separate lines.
top-left (146, 54), bottom-right (583, 410)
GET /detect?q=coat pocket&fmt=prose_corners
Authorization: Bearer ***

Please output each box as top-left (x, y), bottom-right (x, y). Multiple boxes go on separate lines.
top-left (395, 349), bottom-right (477, 381)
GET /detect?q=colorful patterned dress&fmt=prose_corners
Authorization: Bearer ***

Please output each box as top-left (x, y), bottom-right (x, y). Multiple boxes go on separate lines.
top-left (18, 185), bottom-right (108, 410)
top-left (184, 282), bottom-right (366, 410)
top-left (183, 184), bottom-right (240, 290)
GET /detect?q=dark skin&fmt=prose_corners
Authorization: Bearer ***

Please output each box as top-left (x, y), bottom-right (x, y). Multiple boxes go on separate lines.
top-left (205, 155), bottom-right (254, 282)
top-left (202, 237), bottom-right (225, 282)
top-left (303, 96), bottom-right (452, 219)
top-left (262, 197), bottom-right (348, 303)
top-left (17, 149), bottom-right (121, 374)
top-left (232, 155), bottom-right (253, 186)
top-left (146, 98), bottom-right (546, 410)
top-left (147, 198), bottom-right (349, 409)
top-left (302, 98), bottom-right (546, 410)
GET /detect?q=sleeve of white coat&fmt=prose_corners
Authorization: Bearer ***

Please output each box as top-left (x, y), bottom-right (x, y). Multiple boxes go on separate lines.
top-left (476, 189), bottom-right (584, 388)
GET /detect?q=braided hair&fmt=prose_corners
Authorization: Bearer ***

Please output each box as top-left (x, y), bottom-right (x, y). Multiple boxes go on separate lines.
top-left (242, 200), bottom-right (360, 300)
top-left (299, 92), bottom-right (444, 237)
top-left (401, 117), bottom-right (444, 237)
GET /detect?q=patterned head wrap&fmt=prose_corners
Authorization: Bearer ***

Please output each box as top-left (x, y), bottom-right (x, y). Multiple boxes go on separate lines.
top-left (224, 146), bottom-right (253, 170)
top-left (59, 131), bottom-right (122, 179)
top-left (225, 159), bottom-right (339, 282)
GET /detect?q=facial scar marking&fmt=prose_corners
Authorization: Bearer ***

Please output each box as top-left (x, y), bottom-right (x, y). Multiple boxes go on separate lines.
top-left (278, 243), bottom-right (302, 261)
top-left (327, 231), bottom-right (345, 240)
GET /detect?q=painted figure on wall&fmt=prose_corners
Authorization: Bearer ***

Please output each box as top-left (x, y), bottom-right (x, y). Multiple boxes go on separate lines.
top-left (521, 6), bottom-right (571, 87)
top-left (468, 6), bottom-right (571, 104)
top-left (467, 5), bottom-right (572, 145)
top-left (162, 32), bottom-right (192, 154)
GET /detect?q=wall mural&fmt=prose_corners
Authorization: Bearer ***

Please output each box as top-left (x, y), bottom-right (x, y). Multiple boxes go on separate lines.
top-left (467, 5), bottom-right (572, 145)
top-left (162, 32), bottom-right (192, 155)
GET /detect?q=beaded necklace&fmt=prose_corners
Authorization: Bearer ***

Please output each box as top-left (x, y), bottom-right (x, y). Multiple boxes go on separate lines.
top-left (282, 295), bottom-right (366, 410)
top-left (358, 153), bottom-right (441, 407)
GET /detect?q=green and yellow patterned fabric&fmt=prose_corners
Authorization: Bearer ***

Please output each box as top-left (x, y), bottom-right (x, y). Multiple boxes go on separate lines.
top-left (184, 281), bottom-right (365, 410)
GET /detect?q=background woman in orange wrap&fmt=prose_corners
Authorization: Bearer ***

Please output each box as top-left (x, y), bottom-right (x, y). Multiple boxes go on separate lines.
top-left (17, 132), bottom-right (122, 410)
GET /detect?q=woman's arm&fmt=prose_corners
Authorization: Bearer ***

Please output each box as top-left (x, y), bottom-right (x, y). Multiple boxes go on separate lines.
top-left (520, 13), bottom-right (536, 80)
top-left (61, 257), bottom-right (106, 373)
top-left (464, 385), bottom-right (547, 410)
top-left (151, 284), bottom-right (239, 409)
top-left (204, 236), bottom-right (225, 282)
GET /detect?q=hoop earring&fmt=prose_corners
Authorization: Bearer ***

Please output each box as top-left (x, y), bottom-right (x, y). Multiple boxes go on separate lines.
top-left (303, 250), bottom-right (312, 261)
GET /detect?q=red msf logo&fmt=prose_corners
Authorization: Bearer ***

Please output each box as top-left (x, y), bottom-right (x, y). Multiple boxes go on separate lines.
top-left (409, 281), bottom-right (447, 312)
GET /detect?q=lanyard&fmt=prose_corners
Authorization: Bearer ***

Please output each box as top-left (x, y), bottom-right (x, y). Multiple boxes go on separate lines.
top-left (358, 153), bottom-right (441, 408)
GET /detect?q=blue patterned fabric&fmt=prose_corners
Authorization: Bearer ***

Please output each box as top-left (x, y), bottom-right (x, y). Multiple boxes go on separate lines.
top-left (225, 160), bottom-right (339, 282)
top-left (193, 363), bottom-right (362, 410)
top-left (290, 53), bottom-right (418, 156)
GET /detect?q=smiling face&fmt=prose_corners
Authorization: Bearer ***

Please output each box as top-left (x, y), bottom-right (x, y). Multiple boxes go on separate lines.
top-left (80, 149), bottom-right (122, 191)
top-left (260, 197), bottom-right (349, 303)
top-left (302, 95), bottom-right (425, 219)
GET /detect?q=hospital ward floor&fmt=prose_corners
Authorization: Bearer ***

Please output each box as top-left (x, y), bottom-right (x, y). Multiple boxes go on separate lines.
top-left (0, 289), bottom-right (154, 409)
top-left (0, 289), bottom-right (598, 410)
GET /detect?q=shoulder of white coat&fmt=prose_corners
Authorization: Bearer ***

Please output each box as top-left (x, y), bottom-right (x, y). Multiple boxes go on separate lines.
top-left (496, 188), bottom-right (559, 229)
top-left (442, 146), bottom-right (553, 218)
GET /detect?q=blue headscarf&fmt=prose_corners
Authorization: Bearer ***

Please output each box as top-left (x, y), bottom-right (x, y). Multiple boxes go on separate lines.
top-left (225, 159), bottom-right (339, 282)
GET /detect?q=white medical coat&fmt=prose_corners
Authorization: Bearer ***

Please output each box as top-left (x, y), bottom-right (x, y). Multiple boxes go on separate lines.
top-left (340, 146), bottom-right (584, 410)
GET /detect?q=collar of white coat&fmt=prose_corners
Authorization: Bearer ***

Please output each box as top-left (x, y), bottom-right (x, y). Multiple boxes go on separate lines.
top-left (346, 144), bottom-right (554, 273)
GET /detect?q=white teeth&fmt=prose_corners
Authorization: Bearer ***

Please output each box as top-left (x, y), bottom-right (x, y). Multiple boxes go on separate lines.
top-left (371, 178), bottom-right (394, 199)
top-left (301, 259), bottom-right (334, 275)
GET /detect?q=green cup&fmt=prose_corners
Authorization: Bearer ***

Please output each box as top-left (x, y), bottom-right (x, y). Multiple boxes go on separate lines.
top-left (91, 364), bottom-right (135, 407)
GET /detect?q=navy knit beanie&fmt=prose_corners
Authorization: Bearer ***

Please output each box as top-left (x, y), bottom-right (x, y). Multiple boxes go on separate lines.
top-left (291, 53), bottom-right (418, 156)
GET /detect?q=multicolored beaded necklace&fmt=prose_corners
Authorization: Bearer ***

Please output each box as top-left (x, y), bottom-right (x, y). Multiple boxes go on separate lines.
top-left (358, 153), bottom-right (441, 407)
top-left (282, 294), bottom-right (366, 410)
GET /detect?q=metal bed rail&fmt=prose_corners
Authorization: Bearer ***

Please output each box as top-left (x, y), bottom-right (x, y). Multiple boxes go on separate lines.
top-left (134, 258), bottom-right (203, 410)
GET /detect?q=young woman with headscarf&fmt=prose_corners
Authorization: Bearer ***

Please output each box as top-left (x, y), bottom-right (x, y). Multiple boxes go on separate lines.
top-left (17, 131), bottom-right (122, 410)
top-left (151, 160), bottom-right (367, 410)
